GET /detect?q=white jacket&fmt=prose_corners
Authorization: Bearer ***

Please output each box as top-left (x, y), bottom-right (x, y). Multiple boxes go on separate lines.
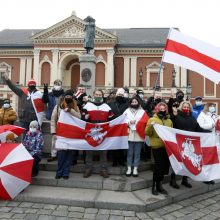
top-left (197, 111), bottom-right (218, 132)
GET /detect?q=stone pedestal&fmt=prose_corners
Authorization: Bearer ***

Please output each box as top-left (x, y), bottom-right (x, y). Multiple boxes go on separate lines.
top-left (79, 54), bottom-right (96, 96)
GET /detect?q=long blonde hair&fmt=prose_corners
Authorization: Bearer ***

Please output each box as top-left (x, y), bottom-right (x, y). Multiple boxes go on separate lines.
top-left (178, 101), bottom-right (193, 112)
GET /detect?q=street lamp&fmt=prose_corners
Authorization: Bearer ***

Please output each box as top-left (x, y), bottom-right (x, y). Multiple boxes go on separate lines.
top-left (186, 83), bottom-right (192, 101)
top-left (172, 68), bottom-right (176, 87)
top-left (139, 67), bottom-right (143, 87)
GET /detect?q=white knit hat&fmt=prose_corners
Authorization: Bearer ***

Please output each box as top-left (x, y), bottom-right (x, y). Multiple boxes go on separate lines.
top-left (29, 120), bottom-right (39, 128)
top-left (116, 88), bottom-right (125, 96)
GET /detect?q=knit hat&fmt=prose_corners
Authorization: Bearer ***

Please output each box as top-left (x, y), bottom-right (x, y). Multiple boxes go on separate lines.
top-left (136, 89), bottom-right (144, 95)
top-left (29, 120), bottom-right (39, 128)
top-left (3, 99), bottom-right (10, 105)
top-left (64, 90), bottom-right (74, 97)
top-left (28, 79), bottom-right (36, 87)
top-left (6, 133), bottom-right (15, 141)
top-left (116, 88), bottom-right (125, 96)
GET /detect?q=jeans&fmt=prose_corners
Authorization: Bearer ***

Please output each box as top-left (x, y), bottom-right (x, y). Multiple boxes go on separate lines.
top-left (85, 151), bottom-right (107, 171)
top-left (127, 141), bottom-right (143, 167)
top-left (32, 155), bottom-right (41, 176)
top-left (56, 150), bottom-right (73, 177)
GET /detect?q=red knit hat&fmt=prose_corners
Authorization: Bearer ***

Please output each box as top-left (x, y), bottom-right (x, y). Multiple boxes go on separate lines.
top-left (28, 79), bottom-right (36, 86)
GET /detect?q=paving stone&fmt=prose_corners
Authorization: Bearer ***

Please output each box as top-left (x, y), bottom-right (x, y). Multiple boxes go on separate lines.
top-left (0, 212), bottom-right (14, 218)
top-left (56, 205), bottom-right (69, 211)
top-left (51, 210), bottom-right (68, 217)
top-left (125, 217), bottom-right (139, 220)
top-left (147, 211), bottom-right (160, 218)
top-left (83, 213), bottom-right (97, 219)
top-left (0, 201), bottom-right (8, 207)
top-left (37, 215), bottom-right (55, 220)
top-left (24, 208), bottom-right (38, 214)
top-left (110, 209), bottom-right (123, 215)
top-left (0, 207), bottom-right (13, 212)
top-left (136, 212), bottom-right (149, 219)
top-left (122, 211), bottom-right (135, 217)
top-left (11, 207), bottom-right (24, 214)
top-left (96, 214), bottom-right (109, 220)
top-left (24, 213), bottom-right (39, 220)
top-left (84, 208), bottom-right (98, 214)
top-left (162, 215), bottom-right (177, 220)
top-left (11, 213), bottom-right (27, 219)
top-left (169, 211), bottom-right (185, 218)
top-left (98, 209), bottom-right (110, 215)
top-left (43, 204), bottom-right (58, 210)
top-left (19, 202), bottom-right (34, 208)
top-left (68, 207), bottom-right (85, 213)
top-left (200, 214), bottom-right (218, 220)
top-left (32, 203), bottom-right (45, 209)
top-left (68, 211), bottom-right (84, 218)
top-left (37, 209), bottom-right (53, 215)
top-left (163, 204), bottom-right (182, 212)
top-left (109, 215), bottom-right (124, 220)
top-left (6, 201), bottom-right (21, 207)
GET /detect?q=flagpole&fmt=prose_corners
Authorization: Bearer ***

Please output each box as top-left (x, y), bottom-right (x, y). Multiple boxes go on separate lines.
top-left (154, 28), bottom-right (173, 91)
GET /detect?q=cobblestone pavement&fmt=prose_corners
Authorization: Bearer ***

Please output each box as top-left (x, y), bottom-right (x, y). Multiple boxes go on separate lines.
top-left (1, 189), bottom-right (220, 220)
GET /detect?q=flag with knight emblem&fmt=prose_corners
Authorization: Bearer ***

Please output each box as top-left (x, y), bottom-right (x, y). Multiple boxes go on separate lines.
top-left (55, 110), bottom-right (129, 150)
top-left (153, 124), bottom-right (220, 181)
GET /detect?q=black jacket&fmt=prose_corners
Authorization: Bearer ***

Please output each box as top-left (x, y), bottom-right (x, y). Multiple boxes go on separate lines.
top-left (108, 98), bottom-right (129, 119)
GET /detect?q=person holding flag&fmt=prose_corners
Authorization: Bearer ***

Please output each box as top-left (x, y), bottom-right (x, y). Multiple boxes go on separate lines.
top-left (145, 102), bottom-right (173, 195)
top-left (124, 97), bottom-right (148, 177)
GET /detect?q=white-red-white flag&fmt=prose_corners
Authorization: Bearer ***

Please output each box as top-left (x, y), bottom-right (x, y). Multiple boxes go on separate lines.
top-left (163, 28), bottom-right (220, 84)
top-left (154, 124), bottom-right (220, 181)
top-left (55, 111), bottom-right (129, 150)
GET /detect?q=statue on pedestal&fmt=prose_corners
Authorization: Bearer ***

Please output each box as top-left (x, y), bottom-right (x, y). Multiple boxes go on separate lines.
top-left (83, 16), bottom-right (96, 54)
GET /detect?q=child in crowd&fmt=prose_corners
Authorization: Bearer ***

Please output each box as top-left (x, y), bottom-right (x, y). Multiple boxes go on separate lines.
top-left (23, 120), bottom-right (44, 177)
top-left (5, 133), bottom-right (16, 143)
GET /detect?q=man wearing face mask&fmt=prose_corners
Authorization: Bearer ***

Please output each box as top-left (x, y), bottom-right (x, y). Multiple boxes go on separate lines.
top-left (192, 96), bottom-right (204, 119)
top-left (108, 88), bottom-right (129, 167)
top-left (136, 89), bottom-right (147, 111)
top-left (42, 79), bottom-right (64, 120)
top-left (82, 89), bottom-right (114, 178)
top-left (168, 90), bottom-right (185, 115)
top-left (0, 99), bottom-right (17, 125)
top-left (3, 72), bottom-right (44, 135)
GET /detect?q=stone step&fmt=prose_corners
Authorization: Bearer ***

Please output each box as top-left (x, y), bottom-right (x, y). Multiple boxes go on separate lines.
top-left (32, 170), bottom-right (156, 192)
top-left (15, 180), bottom-right (220, 212)
top-left (39, 159), bottom-right (153, 175)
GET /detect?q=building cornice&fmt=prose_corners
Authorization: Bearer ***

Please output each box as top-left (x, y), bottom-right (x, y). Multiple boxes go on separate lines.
top-left (115, 48), bottom-right (164, 55)
top-left (0, 49), bottom-right (33, 56)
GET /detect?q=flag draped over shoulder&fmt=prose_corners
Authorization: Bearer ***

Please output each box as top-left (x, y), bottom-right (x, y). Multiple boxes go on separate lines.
top-left (162, 28), bottom-right (220, 84)
top-left (55, 110), bottom-right (129, 150)
top-left (154, 124), bottom-right (220, 181)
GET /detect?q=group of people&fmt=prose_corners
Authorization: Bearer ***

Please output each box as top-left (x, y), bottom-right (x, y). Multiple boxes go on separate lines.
top-left (2, 71), bottom-right (219, 196)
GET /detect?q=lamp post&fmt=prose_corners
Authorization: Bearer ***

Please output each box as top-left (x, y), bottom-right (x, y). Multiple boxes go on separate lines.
top-left (186, 83), bottom-right (192, 101)
top-left (139, 67), bottom-right (143, 87)
top-left (172, 68), bottom-right (176, 87)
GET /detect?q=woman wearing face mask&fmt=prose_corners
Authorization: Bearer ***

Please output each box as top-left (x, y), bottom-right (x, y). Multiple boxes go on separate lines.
top-left (51, 90), bottom-right (81, 180)
top-left (146, 102), bottom-right (172, 195)
top-left (123, 97), bottom-right (148, 177)
top-left (23, 120), bottom-right (44, 177)
top-left (171, 101), bottom-right (207, 189)
top-left (0, 98), bottom-right (17, 125)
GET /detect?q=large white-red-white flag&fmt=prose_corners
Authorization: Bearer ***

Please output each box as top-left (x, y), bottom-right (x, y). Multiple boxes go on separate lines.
top-left (55, 111), bottom-right (129, 150)
top-left (154, 124), bottom-right (220, 181)
top-left (163, 28), bottom-right (220, 84)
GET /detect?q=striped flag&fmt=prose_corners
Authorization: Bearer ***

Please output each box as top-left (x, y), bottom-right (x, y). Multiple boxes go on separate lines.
top-left (163, 28), bottom-right (220, 84)
top-left (55, 111), bottom-right (129, 150)
top-left (154, 124), bottom-right (220, 181)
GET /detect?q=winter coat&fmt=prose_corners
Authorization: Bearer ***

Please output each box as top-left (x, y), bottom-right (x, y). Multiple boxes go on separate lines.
top-left (23, 130), bottom-right (44, 159)
top-left (5, 79), bottom-right (39, 123)
top-left (192, 104), bottom-right (204, 119)
top-left (0, 107), bottom-right (17, 125)
top-left (171, 110), bottom-right (205, 132)
top-left (145, 114), bottom-right (173, 149)
top-left (108, 98), bottom-right (129, 118)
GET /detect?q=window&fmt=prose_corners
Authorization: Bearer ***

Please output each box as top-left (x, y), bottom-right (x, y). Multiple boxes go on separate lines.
top-left (0, 72), bottom-right (5, 85)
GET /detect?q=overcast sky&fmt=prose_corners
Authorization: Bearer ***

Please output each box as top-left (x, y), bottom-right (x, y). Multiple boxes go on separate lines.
top-left (1, 0), bottom-right (220, 46)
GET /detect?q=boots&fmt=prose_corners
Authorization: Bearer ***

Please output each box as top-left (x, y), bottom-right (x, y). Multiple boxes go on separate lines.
top-left (181, 176), bottom-right (192, 188)
top-left (156, 181), bottom-right (168, 195)
top-left (170, 173), bottom-right (180, 189)
top-left (152, 181), bottom-right (158, 195)
top-left (126, 166), bottom-right (132, 177)
top-left (133, 167), bottom-right (138, 177)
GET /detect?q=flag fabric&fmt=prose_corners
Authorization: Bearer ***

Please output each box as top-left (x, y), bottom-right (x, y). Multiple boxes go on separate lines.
top-left (55, 111), bottom-right (129, 150)
top-left (22, 88), bottom-right (45, 126)
top-left (153, 124), bottom-right (220, 181)
top-left (163, 28), bottom-right (220, 84)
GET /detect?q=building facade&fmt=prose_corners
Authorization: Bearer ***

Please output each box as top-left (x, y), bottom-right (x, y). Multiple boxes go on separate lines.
top-left (0, 14), bottom-right (219, 112)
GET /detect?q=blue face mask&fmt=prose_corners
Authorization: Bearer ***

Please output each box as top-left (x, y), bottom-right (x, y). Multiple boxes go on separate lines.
top-left (209, 106), bottom-right (216, 113)
top-left (195, 101), bottom-right (203, 106)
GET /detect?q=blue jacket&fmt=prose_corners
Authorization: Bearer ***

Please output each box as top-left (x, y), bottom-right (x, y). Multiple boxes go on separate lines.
top-left (192, 104), bottom-right (204, 119)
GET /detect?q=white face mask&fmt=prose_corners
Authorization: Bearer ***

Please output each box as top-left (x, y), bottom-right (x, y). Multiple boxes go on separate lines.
top-left (124, 93), bottom-right (129, 98)
top-left (30, 128), bottom-right (37, 133)
top-left (209, 106), bottom-right (216, 113)
top-left (139, 94), bottom-right (144, 99)
top-left (195, 101), bottom-right (203, 106)
top-left (54, 85), bottom-right (61, 91)
top-left (3, 104), bottom-right (10, 109)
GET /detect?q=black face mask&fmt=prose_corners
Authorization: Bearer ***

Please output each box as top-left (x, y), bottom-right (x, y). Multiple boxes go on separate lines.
top-left (177, 95), bottom-right (184, 100)
top-left (65, 98), bottom-right (73, 104)
top-left (116, 96), bottom-right (124, 103)
top-left (157, 111), bottom-right (166, 118)
top-left (29, 85), bottom-right (36, 91)
top-left (155, 98), bottom-right (161, 103)
top-left (130, 104), bottom-right (139, 109)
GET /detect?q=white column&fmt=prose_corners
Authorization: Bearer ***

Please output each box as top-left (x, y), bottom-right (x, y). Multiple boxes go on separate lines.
top-left (19, 57), bottom-right (26, 86)
top-left (33, 49), bottom-right (40, 85)
top-left (130, 57), bottom-right (137, 87)
top-left (180, 67), bottom-right (187, 87)
top-left (160, 68), bottom-right (164, 87)
top-left (146, 70), bottom-right (150, 87)
top-left (26, 58), bottom-right (32, 86)
top-left (51, 49), bottom-right (59, 85)
top-left (105, 49), bottom-right (115, 87)
top-left (174, 65), bottom-right (180, 87)
top-left (123, 57), bottom-right (130, 87)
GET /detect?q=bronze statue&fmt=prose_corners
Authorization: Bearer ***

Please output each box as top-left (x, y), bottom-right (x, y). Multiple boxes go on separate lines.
top-left (83, 16), bottom-right (96, 54)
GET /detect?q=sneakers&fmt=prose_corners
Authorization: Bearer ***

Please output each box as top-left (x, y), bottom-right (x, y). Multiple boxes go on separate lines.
top-left (133, 167), bottom-right (138, 177)
top-left (126, 166), bottom-right (132, 177)
top-left (100, 170), bottom-right (109, 178)
top-left (83, 170), bottom-right (92, 178)
top-left (47, 157), bottom-right (57, 162)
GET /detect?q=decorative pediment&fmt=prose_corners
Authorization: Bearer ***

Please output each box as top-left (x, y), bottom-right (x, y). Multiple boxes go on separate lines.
top-left (32, 14), bottom-right (117, 44)
top-left (147, 61), bottom-right (161, 69)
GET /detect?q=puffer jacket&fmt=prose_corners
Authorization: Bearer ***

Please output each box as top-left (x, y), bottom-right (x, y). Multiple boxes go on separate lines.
top-left (0, 107), bottom-right (17, 125)
top-left (145, 114), bottom-right (173, 149)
